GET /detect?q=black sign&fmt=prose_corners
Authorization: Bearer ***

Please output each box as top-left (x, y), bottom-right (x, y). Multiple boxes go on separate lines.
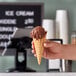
top-left (0, 3), bottom-right (43, 55)
top-left (0, 3), bottom-right (43, 27)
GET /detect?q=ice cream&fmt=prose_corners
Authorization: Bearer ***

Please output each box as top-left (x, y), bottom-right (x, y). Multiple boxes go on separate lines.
top-left (31, 26), bottom-right (47, 65)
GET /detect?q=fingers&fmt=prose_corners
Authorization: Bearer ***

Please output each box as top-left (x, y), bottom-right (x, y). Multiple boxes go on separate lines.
top-left (32, 50), bottom-right (37, 57)
top-left (43, 50), bottom-right (61, 59)
top-left (44, 40), bottom-right (55, 48)
top-left (32, 41), bottom-right (36, 52)
top-left (31, 40), bottom-right (61, 59)
top-left (34, 54), bottom-right (37, 57)
top-left (31, 41), bottom-right (35, 50)
top-left (44, 42), bottom-right (52, 48)
top-left (32, 50), bottom-right (35, 53)
top-left (31, 41), bottom-right (36, 57)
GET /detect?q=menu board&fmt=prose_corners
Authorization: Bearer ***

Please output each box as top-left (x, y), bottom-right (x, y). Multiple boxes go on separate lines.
top-left (0, 3), bottom-right (43, 55)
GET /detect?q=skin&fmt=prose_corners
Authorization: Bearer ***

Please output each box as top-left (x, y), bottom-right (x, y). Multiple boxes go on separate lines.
top-left (32, 40), bottom-right (76, 60)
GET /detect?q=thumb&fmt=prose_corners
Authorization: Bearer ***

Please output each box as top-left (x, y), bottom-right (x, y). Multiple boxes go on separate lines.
top-left (44, 41), bottom-right (53, 48)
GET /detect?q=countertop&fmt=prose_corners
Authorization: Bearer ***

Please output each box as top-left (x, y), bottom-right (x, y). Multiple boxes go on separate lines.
top-left (0, 73), bottom-right (75, 76)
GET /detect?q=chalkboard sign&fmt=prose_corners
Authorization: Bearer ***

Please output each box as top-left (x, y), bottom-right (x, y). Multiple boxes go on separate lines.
top-left (0, 3), bottom-right (43, 55)
top-left (0, 3), bottom-right (43, 27)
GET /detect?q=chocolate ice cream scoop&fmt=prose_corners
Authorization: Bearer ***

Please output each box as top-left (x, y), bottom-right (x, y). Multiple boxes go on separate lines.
top-left (31, 26), bottom-right (47, 40)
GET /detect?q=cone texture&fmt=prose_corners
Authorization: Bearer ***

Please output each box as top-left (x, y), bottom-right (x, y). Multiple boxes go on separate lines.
top-left (33, 37), bottom-right (45, 65)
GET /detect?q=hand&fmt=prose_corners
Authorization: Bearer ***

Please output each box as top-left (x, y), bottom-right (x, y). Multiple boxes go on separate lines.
top-left (32, 40), bottom-right (63, 59)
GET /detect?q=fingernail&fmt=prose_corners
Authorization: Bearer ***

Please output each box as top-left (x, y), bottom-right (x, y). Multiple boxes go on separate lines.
top-left (34, 54), bottom-right (37, 57)
top-left (44, 43), bottom-right (46, 46)
top-left (32, 50), bottom-right (34, 53)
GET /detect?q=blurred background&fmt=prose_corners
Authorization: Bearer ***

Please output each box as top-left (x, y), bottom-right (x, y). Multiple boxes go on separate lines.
top-left (0, 0), bottom-right (76, 72)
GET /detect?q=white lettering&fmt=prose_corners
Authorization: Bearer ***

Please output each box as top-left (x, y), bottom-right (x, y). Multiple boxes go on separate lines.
top-left (0, 34), bottom-right (10, 39)
top-left (24, 18), bottom-right (34, 25)
top-left (0, 27), bottom-right (17, 32)
top-left (5, 11), bottom-right (14, 16)
top-left (0, 41), bottom-right (10, 47)
top-left (0, 42), bottom-right (6, 47)
top-left (16, 11), bottom-right (34, 16)
top-left (0, 19), bottom-right (16, 24)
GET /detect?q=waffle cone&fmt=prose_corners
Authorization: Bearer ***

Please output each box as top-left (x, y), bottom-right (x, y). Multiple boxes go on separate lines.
top-left (33, 37), bottom-right (45, 65)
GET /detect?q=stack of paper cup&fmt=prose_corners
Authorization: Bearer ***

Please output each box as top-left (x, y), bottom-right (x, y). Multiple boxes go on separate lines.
top-left (56, 10), bottom-right (69, 72)
top-left (56, 10), bottom-right (69, 44)
top-left (42, 19), bottom-right (55, 39)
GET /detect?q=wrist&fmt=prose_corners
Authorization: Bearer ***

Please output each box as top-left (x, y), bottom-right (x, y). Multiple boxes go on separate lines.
top-left (60, 44), bottom-right (66, 59)
top-left (60, 44), bottom-right (70, 60)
